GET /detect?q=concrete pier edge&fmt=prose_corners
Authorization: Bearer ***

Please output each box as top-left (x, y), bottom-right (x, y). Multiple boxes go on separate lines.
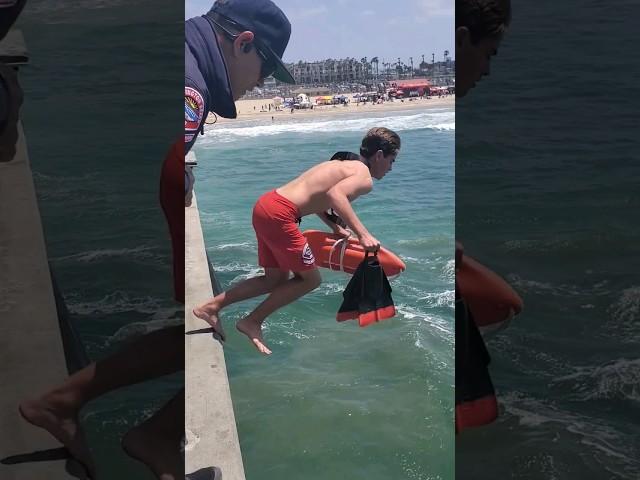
top-left (185, 152), bottom-right (246, 479)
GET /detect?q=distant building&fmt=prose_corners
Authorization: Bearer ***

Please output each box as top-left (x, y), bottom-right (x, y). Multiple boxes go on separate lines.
top-left (285, 58), bottom-right (368, 85)
top-left (292, 86), bottom-right (331, 97)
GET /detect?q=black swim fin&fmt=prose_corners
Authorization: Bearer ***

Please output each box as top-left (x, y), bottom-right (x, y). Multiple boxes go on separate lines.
top-left (336, 255), bottom-right (366, 321)
top-left (336, 253), bottom-right (396, 326)
top-left (356, 253), bottom-right (396, 327)
top-left (455, 284), bottom-right (498, 433)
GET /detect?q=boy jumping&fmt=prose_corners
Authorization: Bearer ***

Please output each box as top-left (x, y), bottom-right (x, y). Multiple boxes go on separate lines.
top-left (193, 127), bottom-right (401, 354)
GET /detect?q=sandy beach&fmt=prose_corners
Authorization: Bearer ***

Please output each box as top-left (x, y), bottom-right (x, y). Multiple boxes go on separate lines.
top-left (211, 94), bottom-right (454, 123)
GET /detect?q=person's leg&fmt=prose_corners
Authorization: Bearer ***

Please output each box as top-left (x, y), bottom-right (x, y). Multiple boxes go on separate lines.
top-left (236, 268), bottom-right (321, 355)
top-left (19, 325), bottom-right (183, 478)
top-left (193, 267), bottom-right (290, 339)
top-left (122, 391), bottom-right (184, 480)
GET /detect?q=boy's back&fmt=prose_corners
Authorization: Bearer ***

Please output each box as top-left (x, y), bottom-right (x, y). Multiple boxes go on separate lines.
top-left (277, 160), bottom-right (373, 217)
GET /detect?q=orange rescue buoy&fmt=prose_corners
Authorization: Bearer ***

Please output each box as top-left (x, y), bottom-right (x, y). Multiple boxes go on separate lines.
top-left (457, 255), bottom-right (523, 335)
top-left (302, 230), bottom-right (406, 277)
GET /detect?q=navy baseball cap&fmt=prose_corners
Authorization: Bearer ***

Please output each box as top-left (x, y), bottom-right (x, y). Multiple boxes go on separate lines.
top-left (207, 0), bottom-right (295, 84)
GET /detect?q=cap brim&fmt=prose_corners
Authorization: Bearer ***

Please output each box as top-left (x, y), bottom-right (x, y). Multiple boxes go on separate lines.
top-left (272, 59), bottom-right (295, 84)
top-left (261, 43), bottom-right (295, 84)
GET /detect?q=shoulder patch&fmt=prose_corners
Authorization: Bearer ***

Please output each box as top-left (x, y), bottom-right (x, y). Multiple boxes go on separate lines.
top-left (185, 87), bottom-right (204, 132)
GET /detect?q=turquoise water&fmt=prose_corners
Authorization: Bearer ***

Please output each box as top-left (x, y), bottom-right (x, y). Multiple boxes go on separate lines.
top-left (193, 107), bottom-right (455, 480)
top-left (18, 2), bottom-right (182, 478)
top-left (456, 1), bottom-right (640, 478)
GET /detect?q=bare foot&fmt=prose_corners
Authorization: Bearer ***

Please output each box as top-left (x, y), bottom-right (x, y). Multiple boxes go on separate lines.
top-left (236, 319), bottom-right (272, 355)
top-left (122, 424), bottom-right (182, 480)
top-left (18, 399), bottom-right (96, 479)
top-left (192, 305), bottom-right (225, 341)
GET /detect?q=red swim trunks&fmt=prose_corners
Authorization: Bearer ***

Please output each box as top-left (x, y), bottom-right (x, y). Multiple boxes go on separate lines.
top-left (252, 190), bottom-right (316, 272)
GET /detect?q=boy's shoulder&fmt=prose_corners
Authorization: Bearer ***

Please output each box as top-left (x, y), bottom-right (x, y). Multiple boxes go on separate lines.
top-left (325, 159), bottom-right (368, 173)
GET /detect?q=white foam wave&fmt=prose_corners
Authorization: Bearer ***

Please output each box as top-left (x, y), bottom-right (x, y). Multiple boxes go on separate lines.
top-left (500, 392), bottom-right (640, 474)
top-left (230, 267), bottom-right (264, 284)
top-left (200, 111), bottom-right (454, 144)
top-left (317, 282), bottom-right (345, 296)
top-left (551, 358), bottom-right (640, 403)
top-left (606, 287), bottom-right (640, 342)
top-left (212, 262), bottom-right (261, 273)
top-left (399, 255), bottom-right (433, 265)
top-left (419, 290), bottom-right (455, 309)
top-left (396, 303), bottom-right (453, 338)
top-left (208, 242), bottom-right (254, 252)
top-left (442, 259), bottom-right (455, 281)
top-left (53, 245), bottom-right (158, 264)
top-left (67, 291), bottom-right (164, 316)
top-left (507, 274), bottom-right (610, 298)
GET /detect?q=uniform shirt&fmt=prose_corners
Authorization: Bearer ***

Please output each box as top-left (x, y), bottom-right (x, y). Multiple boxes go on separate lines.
top-left (184, 16), bottom-right (237, 153)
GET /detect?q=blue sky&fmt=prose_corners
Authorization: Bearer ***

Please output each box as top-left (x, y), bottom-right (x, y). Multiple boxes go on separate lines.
top-left (185, 0), bottom-right (454, 65)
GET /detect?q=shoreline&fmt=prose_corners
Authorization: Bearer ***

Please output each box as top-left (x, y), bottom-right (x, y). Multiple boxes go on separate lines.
top-left (211, 95), bottom-right (454, 124)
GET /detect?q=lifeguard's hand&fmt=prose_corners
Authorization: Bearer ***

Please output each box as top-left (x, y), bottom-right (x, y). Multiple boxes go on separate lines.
top-left (0, 64), bottom-right (23, 163)
top-left (359, 233), bottom-right (380, 252)
top-left (332, 225), bottom-right (351, 239)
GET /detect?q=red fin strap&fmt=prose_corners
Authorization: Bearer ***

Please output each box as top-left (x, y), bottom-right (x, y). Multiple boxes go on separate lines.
top-left (358, 306), bottom-right (396, 327)
top-left (455, 395), bottom-right (498, 433)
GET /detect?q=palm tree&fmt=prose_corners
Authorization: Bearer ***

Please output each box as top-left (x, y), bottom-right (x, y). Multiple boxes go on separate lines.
top-left (371, 56), bottom-right (379, 81)
top-left (360, 56), bottom-right (368, 82)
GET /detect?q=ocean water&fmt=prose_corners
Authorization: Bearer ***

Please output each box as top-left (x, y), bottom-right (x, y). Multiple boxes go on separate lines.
top-left (17, 2), bottom-right (182, 478)
top-left (456, 1), bottom-right (640, 478)
top-left (192, 106), bottom-right (455, 480)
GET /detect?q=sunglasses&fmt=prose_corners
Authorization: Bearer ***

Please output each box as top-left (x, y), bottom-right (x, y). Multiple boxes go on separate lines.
top-left (207, 14), bottom-right (277, 79)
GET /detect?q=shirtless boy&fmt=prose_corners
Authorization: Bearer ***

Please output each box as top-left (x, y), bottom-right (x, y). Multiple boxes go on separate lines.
top-left (193, 127), bottom-right (401, 354)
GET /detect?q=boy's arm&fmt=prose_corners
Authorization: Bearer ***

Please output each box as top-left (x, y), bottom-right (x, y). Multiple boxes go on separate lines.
top-left (316, 211), bottom-right (351, 237)
top-left (326, 172), bottom-right (380, 251)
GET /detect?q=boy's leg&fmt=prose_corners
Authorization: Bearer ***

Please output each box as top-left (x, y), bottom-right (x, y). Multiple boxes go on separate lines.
top-left (18, 325), bottom-right (183, 478)
top-left (236, 268), bottom-right (321, 355)
top-left (122, 390), bottom-right (184, 480)
top-left (193, 267), bottom-right (290, 339)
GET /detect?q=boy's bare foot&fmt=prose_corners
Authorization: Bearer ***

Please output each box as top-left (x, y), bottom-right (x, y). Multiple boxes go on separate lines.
top-left (192, 305), bottom-right (225, 341)
top-left (236, 319), bottom-right (272, 355)
top-left (18, 398), bottom-right (96, 479)
top-left (122, 424), bottom-right (182, 480)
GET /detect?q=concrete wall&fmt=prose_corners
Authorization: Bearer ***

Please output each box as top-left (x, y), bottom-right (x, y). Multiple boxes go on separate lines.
top-left (0, 124), bottom-right (89, 479)
top-left (0, 30), bottom-right (89, 480)
top-left (185, 153), bottom-right (246, 479)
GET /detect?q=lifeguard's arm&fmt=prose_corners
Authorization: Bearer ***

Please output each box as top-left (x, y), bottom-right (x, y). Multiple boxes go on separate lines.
top-left (326, 171), bottom-right (373, 239)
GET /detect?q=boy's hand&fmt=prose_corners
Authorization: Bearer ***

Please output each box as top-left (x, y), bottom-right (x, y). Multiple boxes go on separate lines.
top-left (358, 232), bottom-right (380, 252)
top-left (331, 225), bottom-right (351, 239)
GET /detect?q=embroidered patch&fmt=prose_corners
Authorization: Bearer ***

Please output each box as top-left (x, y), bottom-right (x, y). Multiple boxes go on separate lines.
top-left (185, 87), bottom-right (204, 132)
top-left (185, 133), bottom-right (195, 144)
top-left (302, 243), bottom-right (315, 265)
